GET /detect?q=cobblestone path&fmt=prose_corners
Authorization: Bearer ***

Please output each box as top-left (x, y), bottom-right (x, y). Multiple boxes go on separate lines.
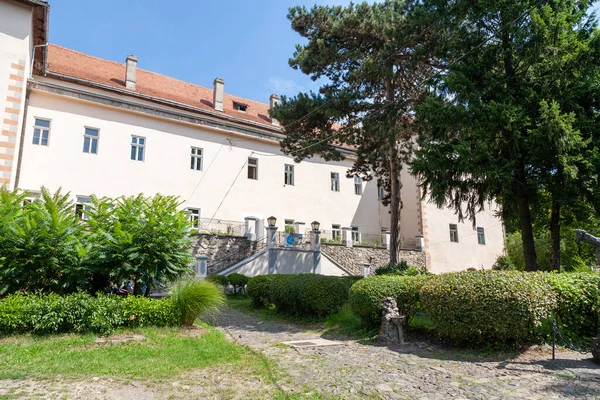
top-left (208, 307), bottom-right (600, 400)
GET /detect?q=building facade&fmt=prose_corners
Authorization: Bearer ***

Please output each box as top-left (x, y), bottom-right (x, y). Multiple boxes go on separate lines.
top-left (0, 0), bottom-right (505, 273)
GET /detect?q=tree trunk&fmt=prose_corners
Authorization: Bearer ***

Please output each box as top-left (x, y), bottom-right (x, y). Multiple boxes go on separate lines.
top-left (550, 199), bottom-right (561, 272)
top-left (389, 150), bottom-right (402, 265)
top-left (516, 185), bottom-right (538, 271)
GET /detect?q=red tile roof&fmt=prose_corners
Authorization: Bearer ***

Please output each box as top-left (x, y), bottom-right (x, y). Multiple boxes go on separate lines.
top-left (45, 44), bottom-right (278, 130)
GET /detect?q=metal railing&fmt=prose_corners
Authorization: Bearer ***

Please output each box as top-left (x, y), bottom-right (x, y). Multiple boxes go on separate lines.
top-left (197, 218), bottom-right (245, 237)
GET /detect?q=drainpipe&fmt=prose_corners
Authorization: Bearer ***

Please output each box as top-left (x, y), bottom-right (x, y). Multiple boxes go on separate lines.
top-left (30, 43), bottom-right (48, 79)
top-left (13, 85), bottom-right (31, 189)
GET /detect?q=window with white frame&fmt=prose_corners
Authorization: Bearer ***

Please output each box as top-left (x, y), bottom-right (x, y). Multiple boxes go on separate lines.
top-left (187, 208), bottom-right (200, 229)
top-left (130, 136), bottom-right (145, 161)
top-left (190, 147), bottom-right (203, 171)
top-left (332, 224), bottom-right (341, 241)
top-left (477, 227), bottom-right (486, 245)
top-left (284, 164), bottom-right (294, 185)
top-left (449, 224), bottom-right (459, 243)
top-left (248, 157), bottom-right (258, 180)
top-left (354, 177), bottom-right (363, 195)
top-left (75, 196), bottom-right (92, 220)
top-left (32, 118), bottom-right (50, 146)
top-left (330, 172), bottom-right (340, 192)
top-left (351, 227), bottom-right (360, 243)
top-left (83, 127), bottom-right (99, 154)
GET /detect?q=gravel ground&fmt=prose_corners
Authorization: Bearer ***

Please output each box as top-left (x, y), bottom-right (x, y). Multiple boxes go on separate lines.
top-left (208, 307), bottom-right (600, 400)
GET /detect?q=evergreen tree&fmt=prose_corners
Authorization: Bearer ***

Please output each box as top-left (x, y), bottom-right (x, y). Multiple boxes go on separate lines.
top-left (411, 0), bottom-right (600, 270)
top-left (270, 1), bottom-right (436, 263)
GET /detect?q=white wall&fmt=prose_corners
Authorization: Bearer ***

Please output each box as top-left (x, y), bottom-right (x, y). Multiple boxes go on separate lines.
top-left (276, 249), bottom-right (314, 274)
top-left (19, 89), bottom-right (384, 237)
top-left (0, 0), bottom-right (32, 188)
top-left (320, 254), bottom-right (349, 276)
top-left (224, 250), bottom-right (269, 276)
top-left (424, 200), bottom-right (505, 273)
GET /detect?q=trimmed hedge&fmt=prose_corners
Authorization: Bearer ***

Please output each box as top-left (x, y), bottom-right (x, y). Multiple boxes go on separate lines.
top-left (247, 275), bottom-right (274, 308)
top-left (205, 274), bottom-right (229, 288)
top-left (542, 272), bottom-right (600, 341)
top-left (270, 274), bottom-right (352, 317)
top-left (0, 293), bottom-right (179, 335)
top-left (349, 275), bottom-right (429, 328)
top-left (228, 273), bottom-right (250, 293)
top-left (420, 271), bottom-right (556, 345)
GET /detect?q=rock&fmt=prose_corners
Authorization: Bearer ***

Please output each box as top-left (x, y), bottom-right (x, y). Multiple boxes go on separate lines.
top-left (376, 384), bottom-right (393, 392)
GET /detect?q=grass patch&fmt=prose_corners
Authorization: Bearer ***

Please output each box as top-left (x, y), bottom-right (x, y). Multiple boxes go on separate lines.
top-left (0, 323), bottom-right (269, 381)
top-left (323, 304), bottom-right (377, 339)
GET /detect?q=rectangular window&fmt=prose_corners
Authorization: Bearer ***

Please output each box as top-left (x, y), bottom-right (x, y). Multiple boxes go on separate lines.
top-left (190, 147), bottom-right (203, 171)
top-left (285, 219), bottom-right (295, 233)
top-left (131, 136), bottom-right (145, 161)
top-left (354, 177), bottom-right (363, 195)
top-left (378, 183), bottom-right (385, 199)
top-left (351, 227), bottom-right (360, 243)
top-left (83, 127), bottom-right (99, 154)
top-left (284, 164), bottom-right (294, 186)
top-left (32, 118), bottom-right (50, 146)
top-left (477, 227), bottom-right (486, 245)
top-left (248, 157), bottom-right (258, 180)
top-left (187, 208), bottom-right (200, 229)
top-left (450, 224), bottom-right (459, 243)
top-left (332, 224), bottom-right (341, 241)
top-left (75, 196), bottom-right (91, 220)
top-left (330, 172), bottom-right (340, 192)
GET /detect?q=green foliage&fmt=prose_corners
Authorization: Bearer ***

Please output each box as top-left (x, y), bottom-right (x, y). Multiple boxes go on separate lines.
top-left (270, 274), bottom-right (350, 317)
top-left (227, 273), bottom-right (249, 293)
top-left (86, 194), bottom-right (193, 294)
top-left (375, 260), bottom-right (428, 276)
top-left (420, 271), bottom-right (556, 345)
top-left (0, 187), bottom-right (88, 295)
top-left (247, 275), bottom-right (274, 308)
top-left (349, 275), bottom-right (429, 329)
top-left (205, 274), bottom-right (229, 288)
top-left (542, 273), bottom-right (600, 342)
top-left (492, 255), bottom-right (517, 271)
top-left (170, 279), bottom-right (225, 326)
top-left (122, 296), bottom-right (180, 328)
top-left (412, 0), bottom-right (600, 271)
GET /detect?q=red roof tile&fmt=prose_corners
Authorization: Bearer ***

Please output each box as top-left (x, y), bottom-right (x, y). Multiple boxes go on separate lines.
top-left (45, 44), bottom-right (278, 129)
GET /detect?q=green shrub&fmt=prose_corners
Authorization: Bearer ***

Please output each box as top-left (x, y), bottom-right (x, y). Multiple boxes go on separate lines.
top-left (247, 275), bottom-right (274, 308)
top-left (349, 275), bottom-right (429, 328)
top-left (122, 295), bottom-right (179, 328)
top-left (420, 271), bottom-right (556, 345)
top-left (543, 272), bottom-right (600, 341)
top-left (492, 255), bottom-right (517, 270)
top-left (374, 260), bottom-right (427, 276)
top-left (205, 274), bottom-right (229, 288)
top-left (171, 279), bottom-right (225, 326)
top-left (227, 273), bottom-right (249, 293)
top-left (0, 294), bottom-right (34, 333)
top-left (270, 274), bottom-right (351, 317)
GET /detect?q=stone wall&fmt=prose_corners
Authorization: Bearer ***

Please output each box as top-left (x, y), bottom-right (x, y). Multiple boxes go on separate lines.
top-left (190, 234), bottom-right (257, 275)
top-left (321, 244), bottom-right (426, 276)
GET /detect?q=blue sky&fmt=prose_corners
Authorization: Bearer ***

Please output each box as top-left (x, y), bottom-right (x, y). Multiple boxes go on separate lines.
top-left (48, 0), bottom-right (351, 105)
top-left (49, 1), bottom-right (600, 105)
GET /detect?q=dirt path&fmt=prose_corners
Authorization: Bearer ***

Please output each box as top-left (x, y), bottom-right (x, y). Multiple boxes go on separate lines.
top-left (208, 307), bottom-right (600, 400)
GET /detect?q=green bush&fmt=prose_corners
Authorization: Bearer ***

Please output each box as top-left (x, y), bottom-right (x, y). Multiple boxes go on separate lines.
top-left (492, 255), bottom-right (517, 270)
top-left (270, 274), bottom-right (351, 317)
top-left (205, 274), bottom-right (229, 288)
top-left (349, 275), bottom-right (429, 328)
top-left (122, 295), bottom-right (180, 328)
top-left (543, 272), bottom-right (600, 341)
top-left (374, 260), bottom-right (427, 276)
top-left (247, 275), bottom-right (274, 308)
top-left (420, 271), bottom-right (556, 345)
top-left (171, 279), bottom-right (225, 326)
top-left (227, 273), bottom-right (249, 293)
top-left (0, 293), bottom-right (181, 335)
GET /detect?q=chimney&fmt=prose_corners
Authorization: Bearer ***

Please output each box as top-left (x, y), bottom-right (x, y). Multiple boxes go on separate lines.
top-left (125, 54), bottom-right (138, 90)
top-left (270, 94), bottom-right (280, 125)
top-left (213, 78), bottom-right (224, 111)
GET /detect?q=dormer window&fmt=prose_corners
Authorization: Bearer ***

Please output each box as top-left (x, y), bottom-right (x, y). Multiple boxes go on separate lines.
top-left (233, 101), bottom-right (248, 113)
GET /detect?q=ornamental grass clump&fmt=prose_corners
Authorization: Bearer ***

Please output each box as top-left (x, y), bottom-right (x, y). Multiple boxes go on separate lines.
top-left (171, 279), bottom-right (225, 326)
top-left (420, 271), bottom-right (556, 346)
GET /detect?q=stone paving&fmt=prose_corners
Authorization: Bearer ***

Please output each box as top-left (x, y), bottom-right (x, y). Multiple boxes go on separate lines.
top-left (208, 307), bottom-right (600, 400)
